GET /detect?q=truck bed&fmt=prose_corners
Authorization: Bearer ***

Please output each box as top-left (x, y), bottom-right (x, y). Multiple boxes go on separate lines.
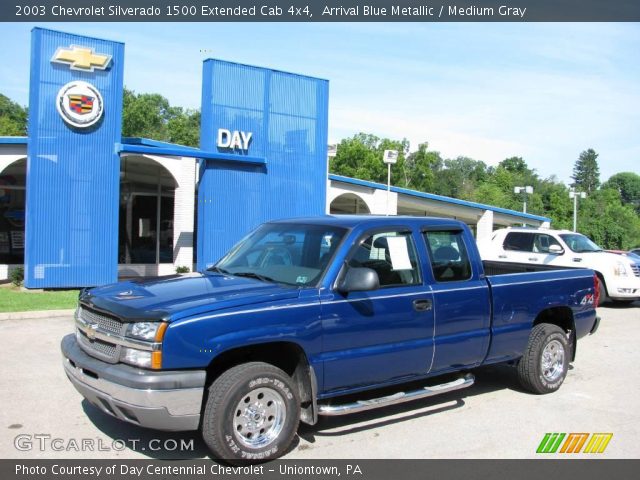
top-left (482, 260), bottom-right (578, 276)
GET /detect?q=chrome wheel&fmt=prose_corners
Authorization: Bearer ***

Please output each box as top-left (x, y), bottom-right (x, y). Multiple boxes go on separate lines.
top-left (541, 339), bottom-right (565, 382)
top-left (232, 387), bottom-right (286, 449)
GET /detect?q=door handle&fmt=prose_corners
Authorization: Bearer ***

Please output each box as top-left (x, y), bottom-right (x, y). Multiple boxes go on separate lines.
top-left (572, 258), bottom-right (582, 262)
top-left (498, 254), bottom-right (507, 259)
top-left (528, 257), bottom-right (539, 261)
top-left (413, 299), bottom-right (432, 312)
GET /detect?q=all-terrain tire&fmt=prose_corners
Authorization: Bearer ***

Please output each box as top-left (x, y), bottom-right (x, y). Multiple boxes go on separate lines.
top-left (201, 362), bottom-right (300, 463)
top-left (517, 323), bottom-right (569, 394)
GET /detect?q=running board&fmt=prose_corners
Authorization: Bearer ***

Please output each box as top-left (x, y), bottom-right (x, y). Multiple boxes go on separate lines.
top-left (318, 373), bottom-right (475, 416)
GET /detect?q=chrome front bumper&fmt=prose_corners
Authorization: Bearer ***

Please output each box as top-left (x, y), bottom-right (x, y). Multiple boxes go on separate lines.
top-left (61, 334), bottom-right (205, 431)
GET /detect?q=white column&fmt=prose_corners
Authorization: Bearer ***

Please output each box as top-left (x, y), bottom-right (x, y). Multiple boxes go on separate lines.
top-left (371, 188), bottom-right (397, 215)
top-left (476, 210), bottom-right (494, 243)
top-left (172, 157), bottom-right (196, 271)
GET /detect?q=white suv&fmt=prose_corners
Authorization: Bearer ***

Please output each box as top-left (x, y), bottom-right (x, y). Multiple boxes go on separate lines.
top-left (478, 228), bottom-right (640, 303)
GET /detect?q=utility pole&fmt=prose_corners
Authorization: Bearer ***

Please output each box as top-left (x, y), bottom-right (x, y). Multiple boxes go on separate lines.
top-left (514, 186), bottom-right (533, 226)
top-left (569, 189), bottom-right (587, 232)
top-left (383, 150), bottom-right (398, 216)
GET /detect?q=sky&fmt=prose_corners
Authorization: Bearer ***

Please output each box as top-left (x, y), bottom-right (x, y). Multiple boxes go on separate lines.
top-left (1, 22), bottom-right (639, 183)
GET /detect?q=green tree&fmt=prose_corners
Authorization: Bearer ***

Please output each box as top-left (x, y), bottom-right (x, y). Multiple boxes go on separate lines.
top-left (536, 177), bottom-right (573, 230)
top-left (434, 156), bottom-right (488, 199)
top-left (168, 109), bottom-right (200, 147)
top-left (0, 94), bottom-right (28, 136)
top-left (122, 88), bottom-right (174, 140)
top-left (122, 88), bottom-right (200, 146)
top-left (578, 189), bottom-right (640, 249)
top-left (602, 172), bottom-right (640, 213)
top-left (571, 149), bottom-right (600, 194)
top-left (401, 142), bottom-right (443, 193)
top-left (329, 133), bottom-right (410, 186)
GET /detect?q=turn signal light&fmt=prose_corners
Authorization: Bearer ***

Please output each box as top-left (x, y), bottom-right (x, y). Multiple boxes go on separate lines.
top-left (151, 351), bottom-right (162, 370)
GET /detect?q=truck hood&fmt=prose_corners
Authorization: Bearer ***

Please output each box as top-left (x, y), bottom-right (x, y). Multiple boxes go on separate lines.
top-left (80, 272), bottom-right (301, 322)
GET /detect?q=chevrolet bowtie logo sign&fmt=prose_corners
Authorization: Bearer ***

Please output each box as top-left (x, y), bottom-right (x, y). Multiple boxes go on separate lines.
top-left (51, 45), bottom-right (112, 72)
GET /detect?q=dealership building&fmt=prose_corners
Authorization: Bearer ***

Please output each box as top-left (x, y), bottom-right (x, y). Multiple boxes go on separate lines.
top-left (0, 28), bottom-right (550, 288)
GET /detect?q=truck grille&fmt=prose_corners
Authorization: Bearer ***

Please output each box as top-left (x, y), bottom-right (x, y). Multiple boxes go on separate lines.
top-left (79, 307), bottom-right (123, 335)
top-left (76, 306), bottom-right (124, 363)
top-left (77, 330), bottom-right (119, 361)
top-left (631, 264), bottom-right (640, 278)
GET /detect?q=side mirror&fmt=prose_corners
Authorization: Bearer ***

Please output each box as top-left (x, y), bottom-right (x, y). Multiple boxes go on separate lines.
top-left (548, 244), bottom-right (564, 255)
top-left (338, 267), bottom-right (380, 293)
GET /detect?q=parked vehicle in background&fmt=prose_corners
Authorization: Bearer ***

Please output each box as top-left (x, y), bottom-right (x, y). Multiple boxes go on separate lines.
top-left (479, 227), bottom-right (640, 304)
top-left (630, 248), bottom-right (640, 257)
top-left (62, 216), bottom-right (599, 463)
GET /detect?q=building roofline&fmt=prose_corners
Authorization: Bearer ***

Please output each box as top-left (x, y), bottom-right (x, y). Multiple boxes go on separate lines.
top-left (328, 174), bottom-right (552, 223)
top-left (116, 141), bottom-right (266, 166)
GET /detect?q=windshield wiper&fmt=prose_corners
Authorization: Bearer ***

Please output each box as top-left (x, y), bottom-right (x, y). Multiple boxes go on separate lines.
top-left (207, 266), bottom-right (230, 274)
top-left (232, 271), bottom-right (277, 283)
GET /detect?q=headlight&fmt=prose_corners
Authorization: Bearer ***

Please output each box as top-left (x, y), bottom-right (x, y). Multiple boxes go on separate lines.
top-left (126, 322), bottom-right (161, 341)
top-left (121, 348), bottom-right (153, 368)
top-left (614, 261), bottom-right (629, 277)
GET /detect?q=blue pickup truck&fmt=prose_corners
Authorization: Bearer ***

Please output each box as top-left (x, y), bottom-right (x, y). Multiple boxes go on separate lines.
top-left (61, 216), bottom-right (599, 462)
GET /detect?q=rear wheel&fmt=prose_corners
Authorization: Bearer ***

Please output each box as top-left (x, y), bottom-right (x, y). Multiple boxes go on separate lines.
top-left (201, 362), bottom-right (300, 463)
top-left (517, 323), bottom-right (569, 394)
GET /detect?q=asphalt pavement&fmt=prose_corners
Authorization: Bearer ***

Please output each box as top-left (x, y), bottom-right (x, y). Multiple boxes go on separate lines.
top-left (1, 302), bottom-right (638, 460)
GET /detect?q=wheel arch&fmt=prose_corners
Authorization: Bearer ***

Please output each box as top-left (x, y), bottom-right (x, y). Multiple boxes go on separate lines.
top-left (204, 341), bottom-right (318, 425)
top-left (533, 306), bottom-right (576, 361)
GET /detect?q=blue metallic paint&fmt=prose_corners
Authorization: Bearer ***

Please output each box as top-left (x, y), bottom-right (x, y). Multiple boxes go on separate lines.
top-left (197, 60), bottom-right (329, 271)
top-left (84, 216), bottom-right (596, 400)
top-left (25, 28), bottom-right (124, 288)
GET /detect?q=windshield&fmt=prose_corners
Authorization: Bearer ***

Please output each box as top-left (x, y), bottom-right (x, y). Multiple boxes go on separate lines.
top-left (212, 223), bottom-right (347, 287)
top-left (559, 234), bottom-right (603, 253)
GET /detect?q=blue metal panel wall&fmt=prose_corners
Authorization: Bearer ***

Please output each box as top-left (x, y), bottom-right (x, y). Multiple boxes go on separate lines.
top-left (25, 28), bottom-right (124, 288)
top-left (197, 60), bottom-right (329, 269)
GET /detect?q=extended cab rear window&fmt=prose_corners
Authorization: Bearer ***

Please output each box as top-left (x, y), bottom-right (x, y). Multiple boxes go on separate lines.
top-left (423, 230), bottom-right (472, 282)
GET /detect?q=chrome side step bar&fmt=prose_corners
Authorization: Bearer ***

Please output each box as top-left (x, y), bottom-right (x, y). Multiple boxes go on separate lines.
top-left (318, 373), bottom-right (475, 416)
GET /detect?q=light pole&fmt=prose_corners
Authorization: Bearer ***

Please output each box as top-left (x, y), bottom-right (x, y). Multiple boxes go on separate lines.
top-left (383, 150), bottom-right (398, 216)
top-left (569, 189), bottom-right (587, 232)
top-left (514, 186), bottom-right (533, 214)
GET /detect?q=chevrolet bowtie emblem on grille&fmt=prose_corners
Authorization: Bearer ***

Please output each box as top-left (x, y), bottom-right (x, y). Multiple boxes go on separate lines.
top-left (86, 323), bottom-right (99, 340)
top-left (51, 45), bottom-right (112, 72)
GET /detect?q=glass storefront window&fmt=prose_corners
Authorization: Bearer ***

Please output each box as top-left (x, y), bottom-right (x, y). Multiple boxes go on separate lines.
top-left (0, 160), bottom-right (26, 265)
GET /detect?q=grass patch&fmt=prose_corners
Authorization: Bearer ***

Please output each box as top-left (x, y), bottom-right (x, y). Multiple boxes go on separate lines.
top-left (0, 286), bottom-right (79, 312)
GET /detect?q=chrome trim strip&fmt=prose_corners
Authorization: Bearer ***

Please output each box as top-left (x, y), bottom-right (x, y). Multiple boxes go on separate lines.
top-left (317, 373), bottom-right (475, 416)
top-left (63, 357), bottom-right (203, 417)
top-left (75, 317), bottom-right (161, 352)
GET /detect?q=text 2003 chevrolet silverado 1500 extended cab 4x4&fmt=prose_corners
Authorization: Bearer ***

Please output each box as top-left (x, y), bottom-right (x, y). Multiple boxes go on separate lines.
top-left (61, 216), bottom-right (599, 462)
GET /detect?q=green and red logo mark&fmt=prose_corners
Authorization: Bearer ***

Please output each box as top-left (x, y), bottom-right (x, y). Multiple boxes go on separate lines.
top-left (537, 433), bottom-right (613, 454)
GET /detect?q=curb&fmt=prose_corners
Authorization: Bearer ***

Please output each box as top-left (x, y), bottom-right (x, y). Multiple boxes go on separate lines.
top-left (0, 309), bottom-right (75, 321)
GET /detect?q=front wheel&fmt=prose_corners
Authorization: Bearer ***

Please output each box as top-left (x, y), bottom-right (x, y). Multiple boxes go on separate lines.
top-left (597, 275), bottom-right (609, 305)
top-left (201, 362), bottom-right (300, 463)
top-left (517, 323), bottom-right (569, 394)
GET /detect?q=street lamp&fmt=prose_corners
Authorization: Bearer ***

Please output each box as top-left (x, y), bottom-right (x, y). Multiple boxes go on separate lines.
top-left (514, 186), bottom-right (533, 214)
top-left (569, 189), bottom-right (587, 232)
top-left (383, 150), bottom-right (398, 216)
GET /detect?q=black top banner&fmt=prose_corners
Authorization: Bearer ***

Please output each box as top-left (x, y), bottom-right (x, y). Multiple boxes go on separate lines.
top-left (2, 0), bottom-right (640, 22)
